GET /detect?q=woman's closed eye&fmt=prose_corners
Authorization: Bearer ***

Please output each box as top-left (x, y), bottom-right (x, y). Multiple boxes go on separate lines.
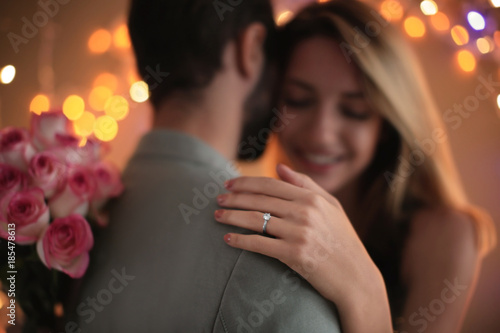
top-left (283, 97), bottom-right (315, 109)
top-left (340, 106), bottom-right (372, 121)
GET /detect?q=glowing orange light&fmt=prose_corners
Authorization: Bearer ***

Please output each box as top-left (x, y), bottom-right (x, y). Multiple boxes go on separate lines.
top-left (456, 50), bottom-right (476, 72)
top-left (89, 86), bottom-right (113, 111)
top-left (429, 12), bottom-right (450, 31)
top-left (93, 72), bottom-right (118, 92)
top-left (73, 111), bottom-right (96, 137)
top-left (379, 0), bottom-right (404, 22)
top-left (88, 29), bottom-right (112, 54)
top-left (62, 95), bottom-right (85, 120)
top-left (54, 303), bottom-right (64, 318)
top-left (113, 24), bottom-right (131, 49)
top-left (30, 94), bottom-right (50, 115)
top-left (276, 11), bottom-right (293, 26)
top-left (477, 37), bottom-right (494, 54)
top-left (78, 137), bottom-right (87, 147)
top-left (493, 31), bottom-right (500, 48)
top-left (94, 115), bottom-right (118, 142)
top-left (404, 16), bottom-right (426, 38)
top-left (451, 25), bottom-right (469, 46)
top-left (104, 96), bottom-right (129, 121)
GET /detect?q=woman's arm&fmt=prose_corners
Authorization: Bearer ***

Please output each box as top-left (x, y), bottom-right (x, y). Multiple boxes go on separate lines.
top-left (397, 208), bottom-right (481, 333)
top-left (215, 164), bottom-right (393, 333)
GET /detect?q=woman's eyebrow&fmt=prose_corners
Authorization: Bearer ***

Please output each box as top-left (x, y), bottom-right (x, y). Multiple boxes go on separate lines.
top-left (341, 91), bottom-right (365, 99)
top-left (285, 78), bottom-right (315, 92)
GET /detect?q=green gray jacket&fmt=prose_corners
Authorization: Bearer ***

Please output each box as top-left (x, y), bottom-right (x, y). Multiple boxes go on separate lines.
top-left (76, 130), bottom-right (342, 332)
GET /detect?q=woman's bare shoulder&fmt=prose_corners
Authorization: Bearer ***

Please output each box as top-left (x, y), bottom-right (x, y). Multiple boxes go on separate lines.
top-left (401, 206), bottom-right (480, 285)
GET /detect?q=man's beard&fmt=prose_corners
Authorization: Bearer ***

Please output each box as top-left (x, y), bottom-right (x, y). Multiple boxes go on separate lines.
top-left (237, 62), bottom-right (276, 162)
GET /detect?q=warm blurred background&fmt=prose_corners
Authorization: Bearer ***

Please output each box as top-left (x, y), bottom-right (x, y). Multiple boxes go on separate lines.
top-left (0, 0), bottom-right (499, 332)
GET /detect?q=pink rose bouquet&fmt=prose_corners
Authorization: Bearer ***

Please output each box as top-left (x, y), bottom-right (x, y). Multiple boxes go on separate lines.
top-left (0, 110), bottom-right (123, 326)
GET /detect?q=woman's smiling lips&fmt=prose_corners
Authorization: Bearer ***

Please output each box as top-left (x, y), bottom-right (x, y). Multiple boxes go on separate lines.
top-left (293, 148), bottom-right (346, 173)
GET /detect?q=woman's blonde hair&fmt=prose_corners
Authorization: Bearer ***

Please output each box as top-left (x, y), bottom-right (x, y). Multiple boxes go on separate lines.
top-left (279, 0), bottom-right (496, 256)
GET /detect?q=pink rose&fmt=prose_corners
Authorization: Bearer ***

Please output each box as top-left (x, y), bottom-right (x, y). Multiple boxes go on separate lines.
top-left (92, 161), bottom-right (123, 200)
top-left (49, 166), bottom-right (96, 218)
top-left (51, 138), bottom-right (102, 167)
top-left (89, 161), bottom-right (123, 226)
top-left (0, 188), bottom-right (50, 245)
top-left (28, 152), bottom-right (67, 198)
top-left (30, 110), bottom-right (73, 150)
top-left (0, 164), bottom-right (27, 198)
top-left (0, 127), bottom-right (36, 171)
top-left (36, 214), bottom-right (94, 278)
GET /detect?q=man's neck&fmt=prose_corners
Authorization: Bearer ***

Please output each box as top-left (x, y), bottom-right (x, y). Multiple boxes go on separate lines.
top-left (152, 91), bottom-right (243, 161)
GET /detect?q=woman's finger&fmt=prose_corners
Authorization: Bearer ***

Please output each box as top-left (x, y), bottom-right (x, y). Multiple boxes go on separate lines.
top-left (225, 176), bottom-right (307, 201)
top-left (215, 209), bottom-right (292, 238)
top-left (217, 192), bottom-right (294, 218)
top-left (276, 163), bottom-right (340, 207)
top-left (224, 233), bottom-right (288, 260)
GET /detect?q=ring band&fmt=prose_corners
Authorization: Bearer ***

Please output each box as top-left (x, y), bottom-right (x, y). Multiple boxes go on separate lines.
top-left (262, 213), bottom-right (271, 235)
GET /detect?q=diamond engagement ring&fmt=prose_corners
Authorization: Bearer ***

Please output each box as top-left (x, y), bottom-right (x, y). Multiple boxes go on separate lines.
top-left (262, 213), bottom-right (271, 235)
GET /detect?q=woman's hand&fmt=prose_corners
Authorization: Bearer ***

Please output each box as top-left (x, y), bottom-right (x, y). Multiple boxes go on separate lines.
top-left (215, 164), bottom-right (393, 333)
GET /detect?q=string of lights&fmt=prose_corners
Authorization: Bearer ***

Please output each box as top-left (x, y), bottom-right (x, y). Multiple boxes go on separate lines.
top-left (1, 0), bottom-right (499, 144)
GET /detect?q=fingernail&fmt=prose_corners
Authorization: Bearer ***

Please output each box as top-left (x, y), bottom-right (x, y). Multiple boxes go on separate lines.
top-left (217, 194), bottom-right (227, 205)
top-left (224, 234), bottom-right (231, 243)
top-left (224, 179), bottom-right (234, 190)
top-left (214, 209), bottom-right (224, 219)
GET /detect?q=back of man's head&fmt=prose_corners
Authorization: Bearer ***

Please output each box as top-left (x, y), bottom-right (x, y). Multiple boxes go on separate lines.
top-left (128, 0), bottom-right (276, 110)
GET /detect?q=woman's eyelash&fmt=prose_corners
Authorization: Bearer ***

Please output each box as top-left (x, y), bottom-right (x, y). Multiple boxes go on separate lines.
top-left (340, 107), bottom-right (371, 120)
top-left (284, 98), bottom-right (314, 108)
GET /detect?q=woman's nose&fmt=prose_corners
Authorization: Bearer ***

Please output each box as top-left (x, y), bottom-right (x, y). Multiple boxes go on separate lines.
top-left (303, 105), bottom-right (342, 146)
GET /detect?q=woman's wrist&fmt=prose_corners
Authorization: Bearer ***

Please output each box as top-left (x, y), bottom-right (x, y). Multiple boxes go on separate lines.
top-left (335, 263), bottom-right (393, 332)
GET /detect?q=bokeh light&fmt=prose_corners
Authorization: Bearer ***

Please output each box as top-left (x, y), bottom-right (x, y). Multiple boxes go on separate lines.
top-left (451, 25), bottom-right (469, 46)
top-left (404, 16), bottom-right (426, 38)
top-left (89, 86), bottom-right (113, 111)
top-left (429, 12), bottom-right (450, 31)
top-left (78, 137), bottom-right (87, 147)
top-left (88, 29), bottom-right (112, 54)
top-left (420, 1), bottom-right (438, 16)
top-left (73, 111), bottom-right (96, 137)
top-left (113, 24), bottom-right (131, 49)
top-left (62, 95), bottom-right (85, 120)
top-left (476, 37), bottom-right (494, 54)
top-left (276, 11), bottom-right (293, 26)
top-left (0, 65), bottom-right (16, 84)
top-left (29, 94), bottom-right (50, 115)
top-left (379, 0), bottom-right (404, 22)
top-left (493, 31), bottom-right (500, 47)
top-left (130, 81), bottom-right (149, 103)
top-left (54, 303), bottom-right (64, 318)
top-left (467, 11), bottom-right (486, 31)
top-left (104, 95), bottom-right (129, 121)
top-left (490, 0), bottom-right (500, 8)
top-left (93, 72), bottom-right (118, 93)
top-left (456, 50), bottom-right (476, 72)
top-left (94, 115), bottom-right (118, 142)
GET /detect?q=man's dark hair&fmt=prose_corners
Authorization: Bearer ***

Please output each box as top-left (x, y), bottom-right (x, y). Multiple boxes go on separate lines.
top-left (128, 0), bottom-right (276, 110)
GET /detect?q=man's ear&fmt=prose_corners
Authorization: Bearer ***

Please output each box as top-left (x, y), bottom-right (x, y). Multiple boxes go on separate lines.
top-left (236, 23), bottom-right (267, 80)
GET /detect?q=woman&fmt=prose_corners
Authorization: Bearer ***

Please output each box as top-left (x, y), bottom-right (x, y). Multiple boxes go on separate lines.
top-left (214, 1), bottom-right (496, 332)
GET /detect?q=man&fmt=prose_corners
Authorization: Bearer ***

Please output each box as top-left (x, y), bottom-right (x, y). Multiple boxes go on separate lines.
top-left (76, 0), bottom-right (342, 331)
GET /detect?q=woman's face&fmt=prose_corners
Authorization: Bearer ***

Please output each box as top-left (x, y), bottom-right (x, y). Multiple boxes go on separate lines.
top-left (278, 37), bottom-right (383, 194)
